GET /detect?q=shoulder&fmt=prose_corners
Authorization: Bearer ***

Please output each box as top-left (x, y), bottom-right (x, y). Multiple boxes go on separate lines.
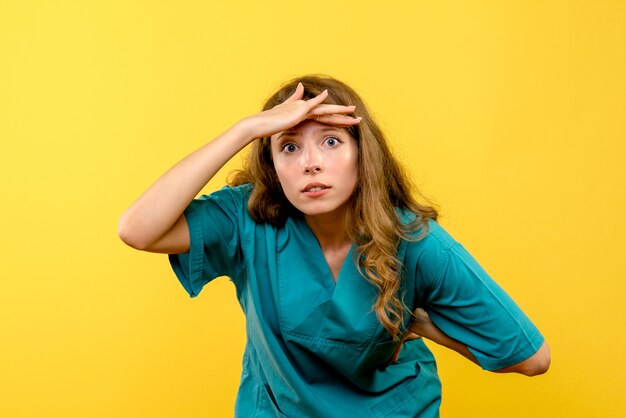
top-left (396, 209), bottom-right (458, 288)
top-left (186, 183), bottom-right (254, 223)
top-left (200, 183), bottom-right (253, 202)
top-left (191, 183), bottom-right (253, 211)
top-left (396, 208), bottom-right (456, 251)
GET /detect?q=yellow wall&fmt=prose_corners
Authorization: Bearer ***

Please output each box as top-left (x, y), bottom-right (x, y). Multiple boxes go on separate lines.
top-left (1, 1), bottom-right (624, 417)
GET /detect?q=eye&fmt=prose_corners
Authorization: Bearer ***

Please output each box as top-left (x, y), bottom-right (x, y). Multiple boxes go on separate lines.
top-left (323, 137), bottom-right (341, 147)
top-left (281, 143), bottom-right (298, 153)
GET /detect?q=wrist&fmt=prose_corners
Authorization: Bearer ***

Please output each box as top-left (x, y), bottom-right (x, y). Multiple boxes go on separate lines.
top-left (232, 116), bottom-right (261, 144)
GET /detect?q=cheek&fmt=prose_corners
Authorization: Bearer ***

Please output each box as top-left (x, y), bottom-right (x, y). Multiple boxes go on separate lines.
top-left (345, 155), bottom-right (359, 189)
top-left (271, 152), bottom-right (285, 177)
top-left (335, 152), bottom-right (358, 177)
top-left (272, 159), bottom-right (296, 190)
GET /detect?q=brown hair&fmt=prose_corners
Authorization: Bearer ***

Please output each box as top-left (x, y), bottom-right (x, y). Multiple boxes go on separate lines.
top-left (230, 74), bottom-right (439, 340)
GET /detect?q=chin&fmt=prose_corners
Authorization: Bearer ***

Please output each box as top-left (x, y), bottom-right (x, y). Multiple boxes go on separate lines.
top-left (295, 202), bottom-right (349, 219)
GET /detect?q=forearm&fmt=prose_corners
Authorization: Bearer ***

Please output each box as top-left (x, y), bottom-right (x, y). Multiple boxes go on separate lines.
top-left (420, 320), bottom-right (550, 376)
top-left (418, 322), bottom-right (480, 366)
top-left (490, 341), bottom-right (550, 376)
top-left (118, 84), bottom-right (360, 251)
top-left (118, 120), bottom-right (254, 249)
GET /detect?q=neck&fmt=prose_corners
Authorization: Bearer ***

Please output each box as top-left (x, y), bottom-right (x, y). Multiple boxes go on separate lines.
top-left (304, 210), bottom-right (352, 250)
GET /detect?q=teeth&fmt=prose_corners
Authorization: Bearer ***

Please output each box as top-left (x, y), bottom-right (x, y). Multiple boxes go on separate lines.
top-left (307, 187), bottom-right (324, 192)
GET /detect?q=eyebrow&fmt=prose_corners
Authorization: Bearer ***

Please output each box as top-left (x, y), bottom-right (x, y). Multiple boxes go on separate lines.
top-left (276, 127), bottom-right (346, 141)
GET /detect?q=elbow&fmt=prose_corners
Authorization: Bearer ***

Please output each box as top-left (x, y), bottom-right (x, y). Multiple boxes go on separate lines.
top-left (492, 341), bottom-right (551, 376)
top-left (522, 342), bottom-right (551, 377)
top-left (118, 215), bottom-right (148, 250)
top-left (522, 359), bottom-right (550, 377)
top-left (526, 354), bottom-right (551, 377)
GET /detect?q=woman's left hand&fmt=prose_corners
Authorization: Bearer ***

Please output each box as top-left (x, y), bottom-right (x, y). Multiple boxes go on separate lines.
top-left (389, 307), bottom-right (482, 367)
top-left (388, 308), bottom-right (430, 364)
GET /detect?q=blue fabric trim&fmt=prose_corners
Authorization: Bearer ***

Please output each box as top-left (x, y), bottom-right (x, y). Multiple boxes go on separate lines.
top-left (168, 201), bottom-right (209, 298)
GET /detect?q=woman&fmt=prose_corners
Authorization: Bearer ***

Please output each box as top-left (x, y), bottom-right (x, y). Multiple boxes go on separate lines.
top-left (118, 74), bottom-right (550, 417)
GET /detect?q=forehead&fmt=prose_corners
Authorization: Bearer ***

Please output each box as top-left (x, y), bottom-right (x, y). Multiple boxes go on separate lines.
top-left (272, 121), bottom-right (350, 141)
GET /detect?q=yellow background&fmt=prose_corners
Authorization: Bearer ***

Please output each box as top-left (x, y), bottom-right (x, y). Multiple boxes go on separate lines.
top-left (1, 1), bottom-right (625, 417)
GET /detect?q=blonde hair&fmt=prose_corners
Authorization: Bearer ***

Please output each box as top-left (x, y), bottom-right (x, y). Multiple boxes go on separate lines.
top-left (230, 74), bottom-right (439, 340)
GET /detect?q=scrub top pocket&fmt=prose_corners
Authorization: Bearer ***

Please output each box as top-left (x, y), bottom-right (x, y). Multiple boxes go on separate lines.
top-left (370, 340), bottom-right (442, 418)
top-left (257, 384), bottom-right (288, 418)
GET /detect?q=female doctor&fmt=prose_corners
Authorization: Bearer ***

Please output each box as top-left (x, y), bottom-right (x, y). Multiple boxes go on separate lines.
top-left (118, 74), bottom-right (550, 417)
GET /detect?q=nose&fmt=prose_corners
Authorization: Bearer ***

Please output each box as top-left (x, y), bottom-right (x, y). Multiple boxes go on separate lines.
top-left (302, 146), bottom-right (323, 174)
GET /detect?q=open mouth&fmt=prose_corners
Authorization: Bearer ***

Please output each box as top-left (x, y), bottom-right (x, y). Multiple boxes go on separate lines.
top-left (302, 183), bottom-right (330, 193)
top-left (305, 186), bottom-right (328, 192)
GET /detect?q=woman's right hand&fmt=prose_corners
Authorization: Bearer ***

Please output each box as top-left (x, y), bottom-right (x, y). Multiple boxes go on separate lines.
top-left (119, 82), bottom-right (361, 253)
top-left (237, 82), bottom-right (362, 141)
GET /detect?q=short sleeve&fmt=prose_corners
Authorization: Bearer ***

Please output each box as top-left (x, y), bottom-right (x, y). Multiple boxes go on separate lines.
top-left (419, 235), bottom-right (544, 371)
top-left (167, 184), bottom-right (250, 298)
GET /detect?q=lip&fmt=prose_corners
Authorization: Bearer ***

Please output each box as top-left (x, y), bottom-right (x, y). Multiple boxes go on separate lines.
top-left (300, 182), bottom-right (330, 193)
top-left (301, 182), bottom-right (331, 198)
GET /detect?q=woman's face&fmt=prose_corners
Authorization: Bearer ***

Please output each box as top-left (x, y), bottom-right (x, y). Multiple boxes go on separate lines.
top-left (271, 120), bottom-right (358, 221)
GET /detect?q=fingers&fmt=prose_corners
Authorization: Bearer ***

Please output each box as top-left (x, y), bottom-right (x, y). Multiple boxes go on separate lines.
top-left (411, 307), bottom-right (431, 325)
top-left (389, 343), bottom-right (403, 364)
top-left (388, 332), bottom-right (423, 365)
top-left (286, 85), bottom-right (356, 119)
top-left (404, 332), bottom-right (423, 340)
top-left (277, 85), bottom-right (361, 130)
top-left (309, 104), bottom-right (356, 116)
top-left (284, 82), bottom-right (304, 104)
top-left (304, 89), bottom-right (329, 110)
top-left (308, 102), bottom-right (360, 126)
top-left (316, 114), bottom-right (362, 126)
top-left (284, 84), bottom-right (327, 106)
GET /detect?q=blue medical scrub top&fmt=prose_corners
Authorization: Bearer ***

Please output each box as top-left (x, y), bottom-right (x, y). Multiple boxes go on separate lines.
top-left (168, 184), bottom-right (544, 417)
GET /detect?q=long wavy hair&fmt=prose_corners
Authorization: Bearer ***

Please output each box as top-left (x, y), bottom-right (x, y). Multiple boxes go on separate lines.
top-left (230, 74), bottom-right (439, 340)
